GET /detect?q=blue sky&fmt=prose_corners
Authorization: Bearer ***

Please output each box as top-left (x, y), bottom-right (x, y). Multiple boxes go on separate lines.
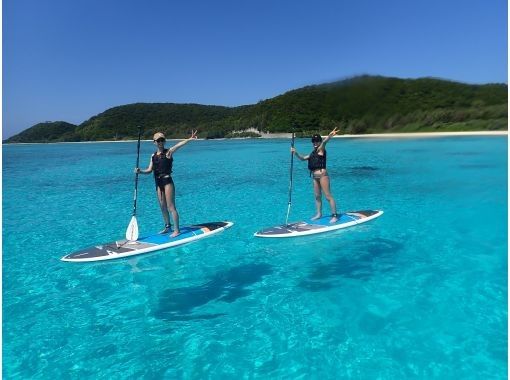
top-left (3, 0), bottom-right (507, 138)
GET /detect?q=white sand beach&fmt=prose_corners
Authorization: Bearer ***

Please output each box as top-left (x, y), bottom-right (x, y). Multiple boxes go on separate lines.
top-left (259, 131), bottom-right (508, 139)
top-left (5, 130), bottom-right (507, 145)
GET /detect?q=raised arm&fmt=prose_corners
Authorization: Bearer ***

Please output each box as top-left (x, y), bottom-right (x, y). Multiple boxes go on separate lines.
top-left (135, 154), bottom-right (154, 174)
top-left (318, 127), bottom-right (339, 151)
top-left (167, 130), bottom-right (198, 156)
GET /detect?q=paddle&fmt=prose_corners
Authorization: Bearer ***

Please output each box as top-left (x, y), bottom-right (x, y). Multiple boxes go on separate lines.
top-left (126, 126), bottom-right (143, 241)
top-left (285, 132), bottom-right (295, 225)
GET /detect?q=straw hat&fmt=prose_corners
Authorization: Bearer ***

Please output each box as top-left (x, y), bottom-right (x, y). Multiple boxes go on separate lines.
top-left (153, 132), bottom-right (166, 141)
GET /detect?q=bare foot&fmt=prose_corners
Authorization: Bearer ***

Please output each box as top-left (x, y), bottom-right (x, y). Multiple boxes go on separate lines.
top-left (170, 230), bottom-right (180, 238)
top-left (159, 224), bottom-right (171, 234)
top-left (329, 214), bottom-right (339, 224)
top-left (311, 214), bottom-right (322, 221)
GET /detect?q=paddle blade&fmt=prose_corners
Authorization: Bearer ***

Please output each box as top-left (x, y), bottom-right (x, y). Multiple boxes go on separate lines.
top-left (126, 216), bottom-right (139, 241)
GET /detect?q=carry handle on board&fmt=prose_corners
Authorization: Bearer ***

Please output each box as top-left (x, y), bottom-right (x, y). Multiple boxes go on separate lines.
top-left (126, 126), bottom-right (143, 241)
top-left (285, 132), bottom-right (295, 225)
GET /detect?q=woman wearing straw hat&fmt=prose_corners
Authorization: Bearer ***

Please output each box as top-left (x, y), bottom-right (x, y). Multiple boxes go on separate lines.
top-left (135, 130), bottom-right (198, 237)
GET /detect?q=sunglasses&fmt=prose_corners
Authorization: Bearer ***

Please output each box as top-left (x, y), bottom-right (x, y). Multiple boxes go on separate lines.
top-left (155, 138), bottom-right (165, 143)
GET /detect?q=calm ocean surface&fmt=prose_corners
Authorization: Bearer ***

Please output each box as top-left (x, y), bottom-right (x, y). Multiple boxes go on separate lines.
top-left (3, 137), bottom-right (507, 379)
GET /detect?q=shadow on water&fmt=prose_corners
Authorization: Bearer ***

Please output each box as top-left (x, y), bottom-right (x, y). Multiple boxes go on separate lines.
top-left (448, 151), bottom-right (482, 156)
top-left (459, 163), bottom-right (495, 169)
top-left (38, 175), bottom-right (130, 189)
top-left (299, 238), bottom-right (403, 292)
top-left (398, 148), bottom-right (429, 153)
top-left (154, 263), bottom-right (273, 321)
top-left (342, 166), bottom-right (380, 177)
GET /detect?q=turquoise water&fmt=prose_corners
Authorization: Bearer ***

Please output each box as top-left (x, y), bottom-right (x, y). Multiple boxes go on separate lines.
top-left (3, 137), bottom-right (507, 378)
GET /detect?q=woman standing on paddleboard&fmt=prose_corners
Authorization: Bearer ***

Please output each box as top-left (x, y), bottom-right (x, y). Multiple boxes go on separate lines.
top-left (291, 127), bottom-right (339, 223)
top-left (135, 130), bottom-right (198, 237)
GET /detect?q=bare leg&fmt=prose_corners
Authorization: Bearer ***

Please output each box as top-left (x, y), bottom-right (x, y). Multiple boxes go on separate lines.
top-left (164, 183), bottom-right (180, 237)
top-left (311, 179), bottom-right (322, 220)
top-left (156, 187), bottom-right (171, 233)
top-left (319, 175), bottom-right (338, 223)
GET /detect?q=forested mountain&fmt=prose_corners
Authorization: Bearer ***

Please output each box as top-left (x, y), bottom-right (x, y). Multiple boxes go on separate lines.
top-left (6, 121), bottom-right (79, 143)
top-left (5, 75), bottom-right (507, 143)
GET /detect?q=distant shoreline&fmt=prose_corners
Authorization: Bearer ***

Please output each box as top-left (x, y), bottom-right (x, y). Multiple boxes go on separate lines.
top-left (333, 130), bottom-right (508, 139)
top-left (259, 131), bottom-right (508, 139)
top-left (3, 130), bottom-right (507, 145)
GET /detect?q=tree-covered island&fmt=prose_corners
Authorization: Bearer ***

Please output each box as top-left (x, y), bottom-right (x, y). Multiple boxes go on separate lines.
top-left (5, 75), bottom-right (507, 143)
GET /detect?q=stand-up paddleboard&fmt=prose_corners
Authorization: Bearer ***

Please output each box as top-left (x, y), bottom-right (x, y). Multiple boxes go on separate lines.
top-left (254, 210), bottom-right (383, 238)
top-left (62, 221), bottom-right (233, 262)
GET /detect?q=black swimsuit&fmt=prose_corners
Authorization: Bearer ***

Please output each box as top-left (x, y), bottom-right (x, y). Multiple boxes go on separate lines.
top-left (152, 150), bottom-right (174, 191)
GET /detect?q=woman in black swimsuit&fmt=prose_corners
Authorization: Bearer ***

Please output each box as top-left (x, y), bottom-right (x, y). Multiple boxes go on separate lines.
top-left (136, 130), bottom-right (197, 236)
top-left (291, 127), bottom-right (339, 223)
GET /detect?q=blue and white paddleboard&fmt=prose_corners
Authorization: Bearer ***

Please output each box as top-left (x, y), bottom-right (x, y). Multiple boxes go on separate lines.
top-left (62, 221), bottom-right (234, 262)
top-left (254, 210), bottom-right (383, 238)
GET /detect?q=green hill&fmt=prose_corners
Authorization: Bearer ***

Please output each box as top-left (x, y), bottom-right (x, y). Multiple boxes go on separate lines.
top-left (78, 103), bottom-right (233, 141)
top-left (5, 121), bottom-right (79, 143)
top-left (5, 75), bottom-right (507, 143)
top-left (243, 76), bottom-right (507, 135)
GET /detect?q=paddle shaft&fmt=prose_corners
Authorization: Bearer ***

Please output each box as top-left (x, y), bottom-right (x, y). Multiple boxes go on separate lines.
top-left (132, 126), bottom-right (142, 216)
top-left (285, 133), bottom-right (295, 225)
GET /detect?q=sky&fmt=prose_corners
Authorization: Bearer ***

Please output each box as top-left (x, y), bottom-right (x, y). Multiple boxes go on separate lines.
top-left (3, 0), bottom-right (508, 139)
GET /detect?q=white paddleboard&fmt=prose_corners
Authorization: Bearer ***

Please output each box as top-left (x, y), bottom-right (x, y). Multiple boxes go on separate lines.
top-left (62, 221), bottom-right (233, 262)
top-left (254, 210), bottom-right (383, 238)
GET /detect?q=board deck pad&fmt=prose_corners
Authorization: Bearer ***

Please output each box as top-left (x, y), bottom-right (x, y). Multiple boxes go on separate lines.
top-left (254, 210), bottom-right (383, 238)
top-left (62, 221), bottom-right (233, 262)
